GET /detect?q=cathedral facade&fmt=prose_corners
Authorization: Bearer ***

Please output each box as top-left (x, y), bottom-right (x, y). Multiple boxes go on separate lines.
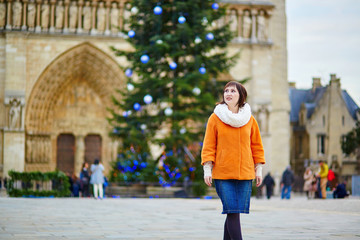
top-left (0, 0), bottom-right (289, 186)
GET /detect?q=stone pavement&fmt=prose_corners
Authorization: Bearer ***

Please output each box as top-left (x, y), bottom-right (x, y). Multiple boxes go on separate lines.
top-left (0, 196), bottom-right (359, 240)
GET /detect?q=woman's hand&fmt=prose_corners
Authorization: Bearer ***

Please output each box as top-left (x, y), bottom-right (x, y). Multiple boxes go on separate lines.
top-left (203, 161), bottom-right (213, 187)
top-left (255, 163), bottom-right (263, 187)
top-left (256, 176), bottom-right (262, 187)
top-left (204, 176), bottom-right (212, 187)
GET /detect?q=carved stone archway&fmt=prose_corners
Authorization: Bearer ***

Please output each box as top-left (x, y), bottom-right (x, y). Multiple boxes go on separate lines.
top-left (25, 42), bottom-right (125, 173)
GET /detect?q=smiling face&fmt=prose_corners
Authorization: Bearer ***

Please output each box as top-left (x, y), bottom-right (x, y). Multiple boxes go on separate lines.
top-left (224, 85), bottom-right (240, 108)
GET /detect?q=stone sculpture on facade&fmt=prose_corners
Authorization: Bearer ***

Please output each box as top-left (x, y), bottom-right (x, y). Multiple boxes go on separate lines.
top-left (122, 3), bottom-right (131, 31)
top-left (96, 2), bottom-right (105, 32)
top-left (0, 0), bottom-right (272, 41)
top-left (55, 1), bottom-right (64, 30)
top-left (41, 1), bottom-right (50, 30)
top-left (110, 2), bottom-right (119, 34)
top-left (27, 1), bottom-right (36, 29)
top-left (242, 10), bottom-right (251, 39)
top-left (257, 10), bottom-right (267, 41)
top-left (229, 9), bottom-right (238, 36)
top-left (82, 1), bottom-right (91, 32)
top-left (69, 1), bottom-right (78, 31)
top-left (257, 104), bottom-right (269, 133)
top-left (0, 2), bottom-right (6, 28)
top-left (9, 99), bottom-right (21, 129)
top-left (12, 0), bottom-right (22, 28)
top-left (26, 138), bottom-right (32, 163)
top-left (26, 135), bottom-right (51, 163)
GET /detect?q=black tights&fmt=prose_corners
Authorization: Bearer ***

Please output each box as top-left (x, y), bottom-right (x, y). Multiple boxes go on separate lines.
top-left (224, 213), bottom-right (242, 240)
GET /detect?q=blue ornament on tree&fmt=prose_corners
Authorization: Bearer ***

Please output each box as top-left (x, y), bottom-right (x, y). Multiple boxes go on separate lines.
top-left (178, 16), bottom-right (186, 24)
top-left (206, 33), bottom-right (214, 40)
top-left (133, 103), bottom-right (141, 111)
top-left (125, 68), bottom-right (133, 77)
top-left (169, 62), bottom-right (177, 69)
top-left (128, 30), bottom-right (135, 38)
top-left (140, 54), bottom-right (149, 64)
top-left (154, 6), bottom-right (162, 15)
top-left (199, 67), bottom-right (206, 74)
top-left (212, 3), bottom-right (219, 10)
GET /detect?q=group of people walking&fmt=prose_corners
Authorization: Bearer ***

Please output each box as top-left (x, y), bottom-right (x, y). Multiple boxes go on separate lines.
top-left (69, 159), bottom-right (106, 199)
top-left (260, 160), bottom-right (348, 200)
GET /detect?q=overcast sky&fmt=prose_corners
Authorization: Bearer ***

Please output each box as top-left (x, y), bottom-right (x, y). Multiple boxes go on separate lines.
top-left (286, 0), bottom-right (360, 105)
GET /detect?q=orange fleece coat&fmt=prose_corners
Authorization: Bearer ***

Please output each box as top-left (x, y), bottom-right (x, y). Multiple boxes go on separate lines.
top-left (201, 113), bottom-right (265, 180)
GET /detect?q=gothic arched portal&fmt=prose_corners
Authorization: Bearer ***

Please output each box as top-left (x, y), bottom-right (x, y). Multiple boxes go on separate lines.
top-left (25, 42), bottom-right (125, 174)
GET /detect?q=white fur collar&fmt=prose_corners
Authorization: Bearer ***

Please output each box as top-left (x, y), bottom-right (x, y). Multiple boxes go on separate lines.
top-left (214, 103), bottom-right (251, 128)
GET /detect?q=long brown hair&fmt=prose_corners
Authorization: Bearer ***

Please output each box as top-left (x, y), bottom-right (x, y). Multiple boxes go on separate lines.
top-left (218, 81), bottom-right (247, 107)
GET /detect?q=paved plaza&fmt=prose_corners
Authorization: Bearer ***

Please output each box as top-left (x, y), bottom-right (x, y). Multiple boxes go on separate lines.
top-left (0, 195), bottom-right (359, 240)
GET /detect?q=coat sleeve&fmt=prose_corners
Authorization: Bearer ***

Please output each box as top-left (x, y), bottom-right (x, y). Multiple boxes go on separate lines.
top-left (250, 117), bottom-right (265, 164)
top-left (201, 114), bottom-right (217, 165)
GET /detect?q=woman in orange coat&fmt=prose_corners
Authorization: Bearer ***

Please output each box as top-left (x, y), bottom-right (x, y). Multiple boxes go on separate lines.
top-left (202, 81), bottom-right (265, 240)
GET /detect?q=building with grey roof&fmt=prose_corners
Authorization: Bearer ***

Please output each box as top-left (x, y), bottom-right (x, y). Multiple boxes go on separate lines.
top-left (289, 74), bottom-right (359, 183)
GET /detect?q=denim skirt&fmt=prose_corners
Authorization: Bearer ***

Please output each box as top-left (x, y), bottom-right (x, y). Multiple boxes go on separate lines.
top-left (214, 179), bottom-right (252, 214)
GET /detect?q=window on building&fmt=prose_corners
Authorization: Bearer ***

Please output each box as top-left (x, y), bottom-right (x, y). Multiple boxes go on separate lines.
top-left (317, 134), bottom-right (325, 155)
top-left (341, 135), bottom-right (349, 157)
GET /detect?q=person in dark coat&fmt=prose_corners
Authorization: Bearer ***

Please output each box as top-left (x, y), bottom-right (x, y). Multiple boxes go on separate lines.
top-left (263, 172), bottom-right (275, 199)
top-left (281, 166), bottom-right (295, 199)
top-left (333, 181), bottom-right (349, 199)
top-left (80, 162), bottom-right (90, 197)
top-left (71, 174), bottom-right (81, 197)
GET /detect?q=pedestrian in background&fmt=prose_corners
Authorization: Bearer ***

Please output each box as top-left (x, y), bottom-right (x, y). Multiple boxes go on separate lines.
top-left (71, 174), bottom-right (81, 197)
top-left (202, 81), bottom-right (265, 240)
top-left (317, 160), bottom-right (329, 199)
top-left (263, 172), bottom-right (275, 199)
top-left (303, 167), bottom-right (315, 199)
top-left (281, 166), bottom-right (294, 199)
top-left (333, 180), bottom-right (349, 199)
top-left (80, 162), bottom-right (90, 197)
top-left (90, 159), bottom-right (105, 199)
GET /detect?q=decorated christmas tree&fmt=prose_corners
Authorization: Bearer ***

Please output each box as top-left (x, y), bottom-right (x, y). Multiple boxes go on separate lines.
top-left (109, 0), bottom-right (237, 187)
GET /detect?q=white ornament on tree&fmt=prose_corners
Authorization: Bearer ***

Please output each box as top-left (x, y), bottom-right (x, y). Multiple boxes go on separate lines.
top-left (143, 94), bottom-right (153, 104)
top-left (192, 87), bottom-right (201, 96)
top-left (127, 83), bottom-right (135, 91)
top-left (131, 6), bottom-right (139, 14)
top-left (194, 36), bottom-right (202, 44)
top-left (180, 127), bottom-right (186, 134)
top-left (202, 17), bottom-right (208, 25)
top-left (164, 107), bottom-right (173, 116)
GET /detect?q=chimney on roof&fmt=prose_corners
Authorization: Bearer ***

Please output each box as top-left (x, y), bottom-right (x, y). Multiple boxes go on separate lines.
top-left (312, 77), bottom-right (322, 91)
top-left (329, 73), bottom-right (341, 88)
top-left (289, 82), bottom-right (296, 88)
